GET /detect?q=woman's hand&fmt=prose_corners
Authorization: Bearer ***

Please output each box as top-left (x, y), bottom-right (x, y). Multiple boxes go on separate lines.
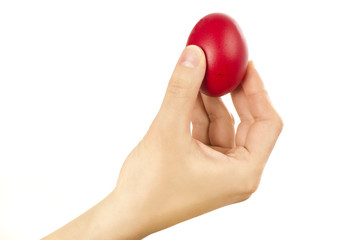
top-left (112, 45), bottom-right (283, 238)
top-left (42, 45), bottom-right (283, 240)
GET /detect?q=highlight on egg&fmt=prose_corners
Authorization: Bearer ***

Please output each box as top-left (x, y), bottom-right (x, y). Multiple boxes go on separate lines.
top-left (187, 13), bottom-right (249, 97)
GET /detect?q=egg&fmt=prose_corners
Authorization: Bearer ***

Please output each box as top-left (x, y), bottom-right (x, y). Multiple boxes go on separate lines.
top-left (187, 13), bottom-right (249, 97)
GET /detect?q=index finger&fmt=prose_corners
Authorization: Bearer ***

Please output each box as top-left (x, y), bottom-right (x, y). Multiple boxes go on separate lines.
top-left (231, 61), bottom-right (283, 162)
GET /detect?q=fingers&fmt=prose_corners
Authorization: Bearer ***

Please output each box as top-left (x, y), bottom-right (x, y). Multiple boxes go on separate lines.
top-left (201, 94), bottom-right (235, 148)
top-left (191, 93), bottom-right (210, 145)
top-left (231, 88), bottom-right (253, 146)
top-left (158, 45), bottom-right (206, 132)
top-left (231, 61), bottom-right (283, 162)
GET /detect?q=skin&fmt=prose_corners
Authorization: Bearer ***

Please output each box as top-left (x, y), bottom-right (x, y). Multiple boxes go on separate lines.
top-left (42, 45), bottom-right (283, 240)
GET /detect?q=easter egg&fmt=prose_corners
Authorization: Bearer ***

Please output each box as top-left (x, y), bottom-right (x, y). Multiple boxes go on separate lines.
top-left (187, 13), bottom-right (248, 97)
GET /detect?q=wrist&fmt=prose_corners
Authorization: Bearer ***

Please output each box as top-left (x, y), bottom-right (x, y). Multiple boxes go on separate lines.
top-left (86, 190), bottom-right (149, 240)
top-left (42, 190), bottom-right (148, 240)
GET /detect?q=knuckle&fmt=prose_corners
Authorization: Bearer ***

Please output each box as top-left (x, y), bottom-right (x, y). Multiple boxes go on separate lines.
top-left (273, 114), bottom-right (284, 133)
top-left (167, 76), bottom-right (190, 98)
top-left (192, 114), bottom-right (209, 128)
top-left (278, 116), bottom-right (284, 131)
top-left (230, 113), bottom-right (235, 125)
top-left (243, 178), bottom-right (260, 197)
top-left (248, 180), bottom-right (260, 194)
top-left (266, 111), bottom-right (283, 134)
top-left (243, 193), bottom-right (253, 201)
top-left (233, 174), bottom-right (262, 202)
top-left (246, 163), bottom-right (263, 194)
top-left (207, 112), bottom-right (218, 122)
top-left (207, 112), bottom-right (234, 125)
top-left (232, 181), bottom-right (258, 203)
top-left (229, 159), bottom-right (265, 203)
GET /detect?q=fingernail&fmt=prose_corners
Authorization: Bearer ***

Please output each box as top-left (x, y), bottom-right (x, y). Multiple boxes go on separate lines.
top-left (180, 45), bottom-right (201, 68)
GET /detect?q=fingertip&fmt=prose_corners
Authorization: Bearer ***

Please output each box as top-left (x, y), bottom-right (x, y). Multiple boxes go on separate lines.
top-left (180, 45), bottom-right (202, 68)
top-left (241, 60), bottom-right (266, 95)
top-left (249, 60), bottom-right (255, 69)
top-left (231, 60), bottom-right (256, 96)
top-left (181, 45), bottom-right (206, 69)
top-left (245, 60), bottom-right (259, 79)
top-left (189, 45), bottom-right (206, 60)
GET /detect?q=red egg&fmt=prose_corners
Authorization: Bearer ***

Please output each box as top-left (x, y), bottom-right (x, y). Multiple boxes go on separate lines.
top-left (187, 13), bottom-right (248, 97)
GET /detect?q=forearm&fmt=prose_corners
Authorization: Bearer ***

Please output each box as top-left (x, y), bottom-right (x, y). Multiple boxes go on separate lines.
top-left (42, 191), bottom-right (147, 240)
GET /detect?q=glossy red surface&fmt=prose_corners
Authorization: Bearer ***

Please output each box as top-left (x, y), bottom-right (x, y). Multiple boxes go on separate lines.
top-left (187, 13), bottom-right (248, 97)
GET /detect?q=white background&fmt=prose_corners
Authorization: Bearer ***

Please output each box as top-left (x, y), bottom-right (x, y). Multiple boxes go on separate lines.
top-left (1, 0), bottom-right (361, 239)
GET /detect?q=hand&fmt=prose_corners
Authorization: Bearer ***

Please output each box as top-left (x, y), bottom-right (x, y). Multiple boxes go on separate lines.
top-left (42, 45), bottom-right (283, 240)
top-left (112, 45), bottom-right (283, 238)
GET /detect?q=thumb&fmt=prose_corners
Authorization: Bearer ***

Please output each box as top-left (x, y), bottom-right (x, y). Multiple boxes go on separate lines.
top-left (158, 45), bottom-right (206, 129)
